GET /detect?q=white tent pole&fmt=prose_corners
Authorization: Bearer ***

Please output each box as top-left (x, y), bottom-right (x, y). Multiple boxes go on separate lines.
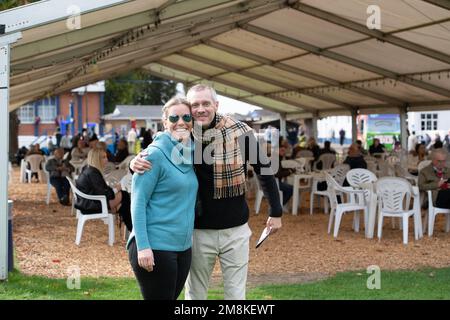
top-left (312, 113), bottom-right (318, 141)
top-left (279, 113), bottom-right (287, 138)
top-left (400, 105), bottom-right (408, 150)
top-left (0, 31), bottom-right (22, 281)
top-left (351, 109), bottom-right (358, 144)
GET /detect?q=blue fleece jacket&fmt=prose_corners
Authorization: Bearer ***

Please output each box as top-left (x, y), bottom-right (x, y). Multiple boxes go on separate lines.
top-left (127, 132), bottom-right (198, 252)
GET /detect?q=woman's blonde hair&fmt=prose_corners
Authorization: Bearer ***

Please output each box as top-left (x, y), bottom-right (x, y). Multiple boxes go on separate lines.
top-left (161, 96), bottom-right (190, 119)
top-left (87, 148), bottom-right (106, 173)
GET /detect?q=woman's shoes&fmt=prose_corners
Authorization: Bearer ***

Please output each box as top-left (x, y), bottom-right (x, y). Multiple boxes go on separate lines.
top-left (59, 195), bottom-right (71, 206)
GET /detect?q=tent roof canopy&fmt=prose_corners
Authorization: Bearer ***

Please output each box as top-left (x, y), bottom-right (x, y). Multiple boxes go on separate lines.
top-left (3, 0), bottom-right (450, 117)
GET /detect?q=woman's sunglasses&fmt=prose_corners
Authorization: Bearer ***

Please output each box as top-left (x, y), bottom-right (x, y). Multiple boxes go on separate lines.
top-left (168, 114), bottom-right (192, 123)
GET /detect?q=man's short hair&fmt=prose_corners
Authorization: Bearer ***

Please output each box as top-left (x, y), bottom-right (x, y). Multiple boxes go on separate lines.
top-left (432, 148), bottom-right (447, 160)
top-left (187, 84), bottom-right (218, 102)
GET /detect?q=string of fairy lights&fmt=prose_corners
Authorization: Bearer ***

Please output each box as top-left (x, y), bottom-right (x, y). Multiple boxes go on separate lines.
top-left (257, 68), bottom-right (450, 99)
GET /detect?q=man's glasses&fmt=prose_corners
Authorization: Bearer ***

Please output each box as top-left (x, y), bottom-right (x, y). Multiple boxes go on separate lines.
top-left (168, 114), bottom-right (192, 123)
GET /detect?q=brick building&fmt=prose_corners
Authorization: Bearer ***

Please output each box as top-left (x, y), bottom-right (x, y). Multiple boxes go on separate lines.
top-left (17, 82), bottom-right (105, 147)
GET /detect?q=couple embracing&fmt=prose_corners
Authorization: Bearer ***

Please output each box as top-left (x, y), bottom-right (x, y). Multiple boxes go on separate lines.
top-left (128, 84), bottom-right (283, 300)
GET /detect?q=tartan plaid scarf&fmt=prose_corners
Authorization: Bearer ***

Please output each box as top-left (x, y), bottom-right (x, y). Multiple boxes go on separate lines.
top-left (193, 114), bottom-right (252, 199)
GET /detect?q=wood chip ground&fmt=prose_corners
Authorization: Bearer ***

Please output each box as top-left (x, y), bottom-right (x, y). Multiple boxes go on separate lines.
top-left (8, 167), bottom-right (450, 286)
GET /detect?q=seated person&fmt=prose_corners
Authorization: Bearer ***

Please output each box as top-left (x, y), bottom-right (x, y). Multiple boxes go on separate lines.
top-left (279, 137), bottom-right (293, 159)
top-left (75, 148), bottom-right (132, 231)
top-left (95, 141), bottom-right (116, 172)
top-left (319, 140), bottom-right (336, 155)
top-left (419, 149), bottom-right (450, 209)
top-left (369, 138), bottom-right (386, 156)
top-left (274, 143), bottom-right (294, 207)
top-left (45, 148), bottom-right (74, 206)
top-left (25, 144), bottom-right (45, 182)
top-left (407, 143), bottom-right (428, 175)
top-left (16, 146), bottom-right (29, 166)
top-left (88, 134), bottom-right (99, 149)
top-left (112, 139), bottom-right (130, 164)
top-left (71, 138), bottom-right (90, 162)
top-left (306, 137), bottom-right (321, 161)
top-left (342, 143), bottom-right (367, 187)
top-left (26, 144), bottom-right (44, 156)
top-left (355, 140), bottom-right (368, 156)
top-left (344, 143), bottom-right (367, 170)
top-left (316, 140), bottom-right (336, 170)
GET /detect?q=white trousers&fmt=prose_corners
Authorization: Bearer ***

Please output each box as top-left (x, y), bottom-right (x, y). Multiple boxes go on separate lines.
top-left (185, 223), bottom-right (252, 300)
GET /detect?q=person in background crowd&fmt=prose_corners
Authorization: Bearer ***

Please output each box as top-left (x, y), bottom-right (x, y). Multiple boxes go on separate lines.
top-left (393, 141), bottom-right (402, 152)
top-left (55, 127), bottom-right (62, 148)
top-left (419, 149), bottom-right (450, 209)
top-left (45, 148), bottom-right (74, 206)
top-left (444, 130), bottom-right (450, 153)
top-left (306, 137), bottom-right (321, 161)
top-left (344, 143), bottom-right (367, 170)
top-left (113, 139), bottom-right (130, 164)
top-left (339, 128), bottom-right (346, 146)
top-left (15, 146), bottom-right (29, 166)
top-left (408, 130), bottom-right (417, 152)
top-left (88, 135), bottom-right (99, 149)
top-left (127, 127), bottom-right (137, 154)
top-left (26, 143), bottom-right (44, 156)
top-left (274, 140), bottom-right (294, 210)
top-left (407, 143), bottom-right (428, 175)
top-left (75, 148), bottom-right (132, 230)
top-left (71, 138), bottom-right (89, 162)
top-left (60, 130), bottom-right (72, 154)
top-left (47, 136), bottom-right (55, 154)
top-left (319, 140), bottom-right (336, 156)
top-left (141, 129), bottom-right (154, 150)
top-left (355, 140), bottom-right (368, 156)
top-left (369, 138), bottom-right (386, 156)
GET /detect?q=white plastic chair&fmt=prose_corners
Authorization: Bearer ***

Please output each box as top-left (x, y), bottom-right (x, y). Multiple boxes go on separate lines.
top-left (346, 168), bottom-right (378, 186)
top-left (255, 177), bottom-right (283, 214)
top-left (296, 157), bottom-right (311, 173)
top-left (376, 177), bottom-right (421, 245)
top-left (66, 177), bottom-right (115, 246)
top-left (309, 164), bottom-right (350, 215)
top-left (297, 150), bottom-right (314, 158)
top-left (43, 157), bottom-right (54, 205)
top-left (25, 154), bottom-right (45, 183)
top-left (20, 159), bottom-right (27, 183)
top-left (313, 153), bottom-right (336, 171)
top-left (417, 160), bottom-right (432, 173)
top-left (70, 159), bottom-right (86, 178)
top-left (325, 172), bottom-right (368, 238)
top-left (394, 164), bottom-right (418, 186)
top-left (427, 190), bottom-right (450, 237)
top-left (377, 162), bottom-right (395, 177)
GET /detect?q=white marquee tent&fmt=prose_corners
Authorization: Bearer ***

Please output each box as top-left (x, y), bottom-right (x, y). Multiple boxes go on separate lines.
top-left (1, 0), bottom-right (450, 279)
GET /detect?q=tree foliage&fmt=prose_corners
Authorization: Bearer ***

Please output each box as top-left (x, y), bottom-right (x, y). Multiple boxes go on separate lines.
top-left (0, 0), bottom-right (41, 11)
top-left (104, 69), bottom-right (178, 114)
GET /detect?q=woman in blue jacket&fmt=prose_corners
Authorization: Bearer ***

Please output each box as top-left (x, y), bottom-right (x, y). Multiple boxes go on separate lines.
top-left (127, 97), bottom-right (198, 300)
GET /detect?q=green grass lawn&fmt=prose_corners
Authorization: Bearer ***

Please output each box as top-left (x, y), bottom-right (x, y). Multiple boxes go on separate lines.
top-left (1, 267), bottom-right (450, 300)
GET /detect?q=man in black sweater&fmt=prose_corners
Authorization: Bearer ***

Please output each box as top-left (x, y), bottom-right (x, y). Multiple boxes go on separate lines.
top-left (131, 84), bottom-right (282, 300)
